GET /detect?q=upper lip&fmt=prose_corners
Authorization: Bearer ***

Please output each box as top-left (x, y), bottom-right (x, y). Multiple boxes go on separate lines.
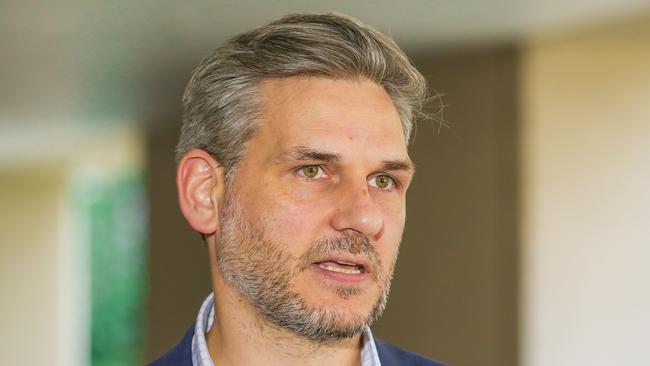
top-left (314, 256), bottom-right (371, 273)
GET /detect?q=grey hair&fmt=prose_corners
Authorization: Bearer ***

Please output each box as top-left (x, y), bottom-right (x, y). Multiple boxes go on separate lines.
top-left (177, 13), bottom-right (427, 180)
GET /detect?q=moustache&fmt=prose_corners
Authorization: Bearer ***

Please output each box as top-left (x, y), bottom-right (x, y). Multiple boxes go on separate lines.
top-left (299, 233), bottom-right (383, 281)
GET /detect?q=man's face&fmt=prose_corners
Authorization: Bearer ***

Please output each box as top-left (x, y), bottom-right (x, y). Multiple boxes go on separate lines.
top-left (216, 77), bottom-right (414, 342)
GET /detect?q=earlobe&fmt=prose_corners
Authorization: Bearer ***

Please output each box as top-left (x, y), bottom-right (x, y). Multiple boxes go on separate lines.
top-left (176, 149), bottom-right (226, 235)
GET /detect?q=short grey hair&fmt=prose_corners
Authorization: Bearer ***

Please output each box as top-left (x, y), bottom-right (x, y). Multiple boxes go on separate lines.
top-left (177, 13), bottom-right (427, 180)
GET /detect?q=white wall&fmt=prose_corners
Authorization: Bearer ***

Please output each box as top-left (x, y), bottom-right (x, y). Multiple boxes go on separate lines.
top-left (520, 16), bottom-right (650, 366)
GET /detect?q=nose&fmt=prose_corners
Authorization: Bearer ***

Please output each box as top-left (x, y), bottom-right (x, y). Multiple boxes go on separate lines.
top-left (330, 185), bottom-right (383, 239)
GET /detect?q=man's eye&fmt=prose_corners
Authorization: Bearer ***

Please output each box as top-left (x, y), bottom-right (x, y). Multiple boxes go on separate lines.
top-left (298, 165), bottom-right (325, 179)
top-left (369, 174), bottom-right (396, 190)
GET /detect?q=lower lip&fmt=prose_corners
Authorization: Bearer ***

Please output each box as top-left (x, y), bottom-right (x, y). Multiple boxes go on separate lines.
top-left (310, 263), bottom-right (370, 284)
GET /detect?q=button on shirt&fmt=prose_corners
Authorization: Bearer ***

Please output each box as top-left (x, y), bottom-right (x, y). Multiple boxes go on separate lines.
top-left (191, 293), bottom-right (382, 366)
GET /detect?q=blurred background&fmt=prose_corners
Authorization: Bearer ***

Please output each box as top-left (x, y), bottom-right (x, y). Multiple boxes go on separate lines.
top-left (1, 1), bottom-right (649, 365)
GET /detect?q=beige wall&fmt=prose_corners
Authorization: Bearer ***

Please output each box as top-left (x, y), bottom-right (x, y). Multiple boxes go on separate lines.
top-left (0, 128), bottom-right (143, 366)
top-left (0, 166), bottom-right (66, 365)
top-left (520, 15), bottom-right (650, 366)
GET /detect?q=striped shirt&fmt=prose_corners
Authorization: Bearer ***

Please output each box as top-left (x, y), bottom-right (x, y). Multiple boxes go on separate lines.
top-left (191, 293), bottom-right (382, 366)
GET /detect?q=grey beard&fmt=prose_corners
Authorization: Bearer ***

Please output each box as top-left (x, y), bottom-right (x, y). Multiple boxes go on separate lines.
top-left (215, 193), bottom-right (396, 343)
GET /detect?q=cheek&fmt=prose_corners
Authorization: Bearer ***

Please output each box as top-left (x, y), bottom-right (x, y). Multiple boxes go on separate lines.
top-left (257, 182), bottom-right (330, 244)
top-left (377, 204), bottom-right (406, 263)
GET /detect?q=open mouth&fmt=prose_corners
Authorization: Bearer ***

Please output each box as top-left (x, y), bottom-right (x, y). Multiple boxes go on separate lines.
top-left (316, 260), bottom-right (366, 275)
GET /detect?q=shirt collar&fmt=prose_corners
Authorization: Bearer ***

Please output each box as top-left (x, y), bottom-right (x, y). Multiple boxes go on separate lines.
top-left (191, 293), bottom-right (382, 366)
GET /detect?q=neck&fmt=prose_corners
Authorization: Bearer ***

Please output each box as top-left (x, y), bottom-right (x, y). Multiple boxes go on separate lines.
top-left (205, 275), bottom-right (363, 366)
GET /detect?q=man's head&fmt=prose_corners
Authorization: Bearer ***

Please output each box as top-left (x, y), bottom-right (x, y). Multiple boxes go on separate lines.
top-left (176, 13), bottom-right (426, 344)
top-left (176, 13), bottom-right (426, 179)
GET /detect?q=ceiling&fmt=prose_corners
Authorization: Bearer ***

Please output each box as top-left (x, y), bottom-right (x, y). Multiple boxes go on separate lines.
top-left (4, 0), bottom-right (650, 47)
top-left (1, 0), bottom-right (649, 165)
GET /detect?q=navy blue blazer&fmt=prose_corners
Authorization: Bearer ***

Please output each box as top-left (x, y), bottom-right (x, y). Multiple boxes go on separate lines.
top-left (147, 325), bottom-right (445, 366)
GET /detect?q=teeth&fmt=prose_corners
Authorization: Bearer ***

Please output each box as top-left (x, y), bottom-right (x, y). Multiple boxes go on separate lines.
top-left (318, 262), bottom-right (362, 275)
top-left (335, 260), bottom-right (357, 266)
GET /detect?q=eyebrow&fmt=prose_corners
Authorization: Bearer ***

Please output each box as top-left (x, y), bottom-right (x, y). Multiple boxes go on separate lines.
top-left (274, 146), bottom-right (342, 164)
top-left (381, 159), bottom-right (416, 174)
top-left (274, 146), bottom-right (415, 174)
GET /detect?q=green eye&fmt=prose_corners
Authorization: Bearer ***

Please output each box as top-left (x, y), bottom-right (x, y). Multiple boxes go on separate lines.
top-left (301, 165), bottom-right (321, 178)
top-left (373, 175), bottom-right (394, 189)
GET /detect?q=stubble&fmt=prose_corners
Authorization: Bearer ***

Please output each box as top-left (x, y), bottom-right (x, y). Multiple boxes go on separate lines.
top-left (215, 190), bottom-right (398, 343)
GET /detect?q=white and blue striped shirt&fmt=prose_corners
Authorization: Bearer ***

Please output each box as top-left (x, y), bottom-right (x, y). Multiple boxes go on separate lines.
top-left (191, 293), bottom-right (382, 366)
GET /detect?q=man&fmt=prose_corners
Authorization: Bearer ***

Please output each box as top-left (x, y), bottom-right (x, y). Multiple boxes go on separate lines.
top-left (149, 13), bottom-right (445, 366)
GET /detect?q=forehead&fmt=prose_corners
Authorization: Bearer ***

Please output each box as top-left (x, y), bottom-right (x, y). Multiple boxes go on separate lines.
top-left (254, 77), bottom-right (408, 159)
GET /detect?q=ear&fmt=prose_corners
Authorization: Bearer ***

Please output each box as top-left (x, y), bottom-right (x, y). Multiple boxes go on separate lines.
top-left (176, 149), bottom-right (226, 235)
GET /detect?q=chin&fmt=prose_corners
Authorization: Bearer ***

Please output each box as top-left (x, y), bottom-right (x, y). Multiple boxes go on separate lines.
top-left (303, 285), bottom-right (384, 326)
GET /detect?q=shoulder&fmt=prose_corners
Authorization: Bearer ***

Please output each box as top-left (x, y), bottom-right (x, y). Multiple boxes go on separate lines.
top-left (146, 325), bottom-right (195, 366)
top-left (375, 338), bottom-right (447, 366)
